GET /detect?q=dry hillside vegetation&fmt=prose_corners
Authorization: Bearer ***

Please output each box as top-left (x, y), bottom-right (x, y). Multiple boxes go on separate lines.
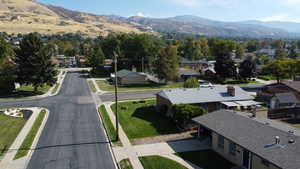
top-left (0, 0), bottom-right (142, 36)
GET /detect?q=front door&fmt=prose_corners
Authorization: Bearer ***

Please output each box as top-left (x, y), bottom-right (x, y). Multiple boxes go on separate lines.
top-left (243, 150), bottom-right (252, 169)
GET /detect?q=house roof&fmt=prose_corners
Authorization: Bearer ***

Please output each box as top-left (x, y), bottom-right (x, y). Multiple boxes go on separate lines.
top-left (179, 68), bottom-right (200, 76)
top-left (193, 110), bottom-right (300, 169)
top-left (274, 93), bottom-right (300, 104)
top-left (180, 58), bottom-right (208, 65)
top-left (157, 86), bottom-right (253, 105)
top-left (282, 81), bottom-right (300, 93)
top-left (115, 69), bottom-right (146, 78)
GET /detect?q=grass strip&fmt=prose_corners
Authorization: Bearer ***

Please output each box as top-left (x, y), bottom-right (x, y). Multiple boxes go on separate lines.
top-left (14, 110), bottom-right (46, 160)
top-left (139, 155), bottom-right (187, 169)
top-left (88, 80), bottom-right (97, 93)
top-left (99, 105), bottom-right (122, 146)
top-left (119, 158), bottom-right (134, 169)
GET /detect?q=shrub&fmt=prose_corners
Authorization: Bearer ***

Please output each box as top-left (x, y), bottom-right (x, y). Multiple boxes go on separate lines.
top-left (171, 104), bottom-right (207, 126)
top-left (183, 78), bottom-right (199, 88)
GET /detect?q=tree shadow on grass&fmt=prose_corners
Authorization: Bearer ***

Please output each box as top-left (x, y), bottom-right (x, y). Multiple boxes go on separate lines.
top-left (0, 90), bottom-right (44, 99)
top-left (131, 106), bottom-right (179, 135)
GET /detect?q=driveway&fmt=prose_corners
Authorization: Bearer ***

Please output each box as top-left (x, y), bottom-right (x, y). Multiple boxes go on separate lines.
top-left (0, 71), bottom-right (116, 169)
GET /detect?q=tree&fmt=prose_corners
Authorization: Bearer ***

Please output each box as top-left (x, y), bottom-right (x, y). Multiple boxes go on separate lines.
top-left (15, 33), bottom-right (57, 91)
top-left (154, 45), bottom-right (180, 82)
top-left (275, 46), bottom-right (287, 59)
top-left (172, 104), bottom-right (207, 126)
top-left (88, 45), bottom-right (105, 69)
top-left (0, 38), bottom-right (16, 94)
top-left (239, 56), bottom-right (256, 80)
top-left (183, 78), bottom-right (199, 88)
top-left (262, 60), bottom-right (288, 83)
top-left (236, 44), bottom-right (245, 59)
top-left (183, 39), bottom-right (203, 60)
top-left (288, 44), bottom-right (298, 59)
top-left (213, 40), bottom-right (237, 81)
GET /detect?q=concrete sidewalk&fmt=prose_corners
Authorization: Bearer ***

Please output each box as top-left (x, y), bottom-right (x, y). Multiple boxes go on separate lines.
top-left (0, 108), bottom-right (49, 169)
top-left (104, 102), bottom-right (144, 169)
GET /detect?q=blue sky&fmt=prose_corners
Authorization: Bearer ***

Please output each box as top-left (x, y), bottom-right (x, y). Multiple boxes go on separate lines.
top-left (37, 0), bottom-right (300, 22)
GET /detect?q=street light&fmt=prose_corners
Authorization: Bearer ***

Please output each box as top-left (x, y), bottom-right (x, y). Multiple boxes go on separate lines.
top-left (113, 52), bottom-right (119, 141)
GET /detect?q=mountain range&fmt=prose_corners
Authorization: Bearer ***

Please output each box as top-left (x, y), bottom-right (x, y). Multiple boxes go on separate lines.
top-left (0, 0), bottom-right (300, 38)
top-left (114, 15), bottom-right (300, 38)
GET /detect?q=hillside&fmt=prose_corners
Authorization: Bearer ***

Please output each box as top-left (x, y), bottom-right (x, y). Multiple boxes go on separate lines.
top-left (0, 0), bottom-right (143, 37)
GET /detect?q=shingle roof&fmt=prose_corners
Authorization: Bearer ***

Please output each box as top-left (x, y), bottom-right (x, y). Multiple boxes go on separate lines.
top-left (282, 81), bottom-right (300, 93)
top-left (116, 69), bottom-right (146, 78)
top-left (193, 110), bottom-right (300, 169)
top-left (157, 86), bottom-right (253, 104)
top-left (179, 68), bottom-right (200, 76)
top-left (275, 93), bottom-right (300, 104)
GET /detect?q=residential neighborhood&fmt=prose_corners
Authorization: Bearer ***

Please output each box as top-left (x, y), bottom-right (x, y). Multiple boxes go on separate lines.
top-left (1, 1), bottom-right (300, 169)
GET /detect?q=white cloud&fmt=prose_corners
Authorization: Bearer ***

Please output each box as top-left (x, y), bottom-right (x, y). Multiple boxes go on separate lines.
top-left (135, 12), bottom-right (145, 17)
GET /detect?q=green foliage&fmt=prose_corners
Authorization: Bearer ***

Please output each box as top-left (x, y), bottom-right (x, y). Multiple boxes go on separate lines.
top-left (235, 44), bottom-right (245, 59)
top-left (119, 159), bottom-right (133, 169)
top-left (0, 38), bottom-right (16, 94)
top-left (239, 57), bottom-right (256, 80)
top-left (172, 104), bottom-right (207, 126)
top-left (183, 78), bottom-right (199, 88)
top-left (15, 33), bottom-right (57, 91)
top-left (212, 39), bottom-right (236, 80)
top-left (275, 46), bottom-right (288, 59)
top-left (88, 44), bottom-right (105, 69)
top-left (154, 45), bottom-right (180, 81)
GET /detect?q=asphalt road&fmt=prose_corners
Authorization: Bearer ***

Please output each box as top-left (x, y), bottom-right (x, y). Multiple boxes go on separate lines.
top-left (0, 72), bottom-right (116, 169)
top-left (99, 90), bottom-right (158, 102)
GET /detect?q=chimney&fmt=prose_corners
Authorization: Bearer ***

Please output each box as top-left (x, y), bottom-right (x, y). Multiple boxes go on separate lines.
top-left (227, 86), bottom-right (235, 96)
top-left (275, 136), bottom-right (280, 144)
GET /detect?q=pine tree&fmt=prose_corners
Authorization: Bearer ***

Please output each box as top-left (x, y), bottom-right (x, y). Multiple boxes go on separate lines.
top-left (15, 33), bottom-right (57, 92)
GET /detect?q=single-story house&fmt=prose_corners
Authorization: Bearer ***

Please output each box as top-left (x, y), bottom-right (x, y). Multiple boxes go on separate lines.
top-left (156, 86), bottom-right (259, 114)
top-left (111, 69), bottom-right (148, 85)
top-left (193, 109), bottom-right (300, 169)
top-left (178, 68), bottom-right (201, 81)
top-left (202, 67), bottom-right (216, 77)
top-left (270, 93), bottom-right (300, 110)
top-left (257, 81), bottom-right (300, 102)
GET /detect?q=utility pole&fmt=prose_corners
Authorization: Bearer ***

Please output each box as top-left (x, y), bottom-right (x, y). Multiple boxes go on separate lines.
top-left (142, 57), bottom-right (144, 72)
top-left (114, 52), bottom-right (119, 141)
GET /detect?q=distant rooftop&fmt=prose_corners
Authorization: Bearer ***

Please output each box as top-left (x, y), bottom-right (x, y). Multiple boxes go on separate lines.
top-left (193, 110), bottom-right (300, 169)
top-left (157, 86), bottom-right (253, 105)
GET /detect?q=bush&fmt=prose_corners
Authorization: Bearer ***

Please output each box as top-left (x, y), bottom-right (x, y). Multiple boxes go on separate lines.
top-left (171, 104), bottom-right (207, 126)
top-left (183, 78), bottom-right (199, 88)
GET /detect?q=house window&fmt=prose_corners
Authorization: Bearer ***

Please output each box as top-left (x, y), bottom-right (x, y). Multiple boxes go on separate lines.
top-left (229, 142), bottom-right (236, 156)
top-left (218, 135), bottom-right (224, 149)
top-left (261, 159), bottom-right (270, 167)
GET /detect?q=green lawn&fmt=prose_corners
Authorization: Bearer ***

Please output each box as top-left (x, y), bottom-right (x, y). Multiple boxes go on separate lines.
top-left (139, 155), bottom-right (187, 169)
top-left (96, 80), bottom-right (183, 92)
top-left (99, 105), bottom-right (122, 146)
top-left (111, 100), bottom-right (178, 139)
top-left (88, 80), bottom-right (97, 93)
top-left (257, 75), bottom-right (277, 81)
top-left (177, 150), bottom-right (235, 169)
top-left (0, 113), bottom-right (27, 158)
top-left (0, 84), bottom-right (51, 99)
top-left (119, 158), bottom-right (134, 169)
top-left (14, 110), bottom-right (46, 159)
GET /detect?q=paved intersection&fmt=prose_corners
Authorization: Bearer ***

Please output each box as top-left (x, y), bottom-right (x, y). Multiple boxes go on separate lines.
top-left (0, 72), bottom-right (116, 169)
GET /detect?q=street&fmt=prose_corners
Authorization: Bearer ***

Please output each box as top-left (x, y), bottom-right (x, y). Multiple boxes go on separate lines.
top-left (0, 71), bottom-right (116, 169)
